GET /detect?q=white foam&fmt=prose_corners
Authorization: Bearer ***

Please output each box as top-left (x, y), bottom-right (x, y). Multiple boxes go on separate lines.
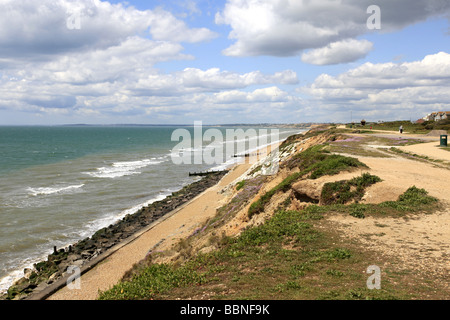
top-left (84, 158), bottom-right (164, 179)
top-left (0, 191), bottom-right (172, 295)
top-left (27, 184), bottom-right (85, 196)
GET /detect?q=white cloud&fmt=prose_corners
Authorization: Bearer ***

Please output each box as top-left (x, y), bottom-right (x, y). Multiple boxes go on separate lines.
top-left (128, 68), bottom-right (298, 96)
top-left (301, 39), bottom-right (373, 65)
top-left (216, 0), bottom-right (450, 61)
top-left (148, 7), bottom-right (217, 43)
top-left (301, 52), bottom-right (450, 120)
top-left (0, 0), bottom-right (216, 65)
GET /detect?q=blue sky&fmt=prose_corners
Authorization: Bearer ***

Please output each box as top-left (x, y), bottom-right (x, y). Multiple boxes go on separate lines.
top-left (0, 0), bottom-right (449, 125)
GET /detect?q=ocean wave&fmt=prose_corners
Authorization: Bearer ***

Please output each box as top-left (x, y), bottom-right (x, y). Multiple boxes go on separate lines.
top-left (27, 184), bottom-right (85, 196)
top-left (84, 158), bottom-right (164, 179)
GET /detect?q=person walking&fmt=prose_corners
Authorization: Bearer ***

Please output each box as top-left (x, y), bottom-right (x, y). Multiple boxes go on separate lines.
top-left (399, 125), bottom-right (403, 134)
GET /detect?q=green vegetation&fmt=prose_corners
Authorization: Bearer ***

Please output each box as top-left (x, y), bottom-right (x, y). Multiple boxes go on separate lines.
top-left (378, 186), bottom-right (438, 213)
top-left (248, 171), bottom-right (302, 218)
top-left (98, 262), bottom-right (207, 300)
top-left (98, 185), bottom-right (441, 300)
top-left (346, 119), bottom-right (450, 134)
top-left (286, 145), bottom-right (367, 176)
top-left (235, 180), bottom-right (246, 191)
top-left (320, 173), bottom-right (382, 206)
top-left (337, 186), bottom-right (439, 219)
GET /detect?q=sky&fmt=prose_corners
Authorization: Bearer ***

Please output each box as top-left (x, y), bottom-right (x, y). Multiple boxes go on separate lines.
top-left (0, 0), bottom-right (449, 125)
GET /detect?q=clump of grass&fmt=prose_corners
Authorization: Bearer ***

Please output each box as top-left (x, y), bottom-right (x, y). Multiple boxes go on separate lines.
top-left (379, 186), bottom-right (438, 213)
top-left (320, 173), bottom-right (382, 206)
top-left (236, 180), bottom-right (246, 191)
top-left (397, 186), bottom-right (438, 206)
top-left (308, 155), bottom-right (366, 179)
top-left (286, 144), bottom-right (367, 178)
top-left (98, 263), bottom-right (207, 300)
top-left (241, 210), bottom-right (321, 246)
top-left (349, 205), bottom-right (366, 219)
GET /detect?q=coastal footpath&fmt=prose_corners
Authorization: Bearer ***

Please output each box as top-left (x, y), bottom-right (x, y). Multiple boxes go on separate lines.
top-left (4, 124), bottom-right (449, 300)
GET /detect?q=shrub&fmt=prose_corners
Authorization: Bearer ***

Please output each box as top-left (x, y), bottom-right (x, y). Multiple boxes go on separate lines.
top-left (397, 186), bottom-right (438, 205)
top-left (320, 173), bottom-right (382, 205)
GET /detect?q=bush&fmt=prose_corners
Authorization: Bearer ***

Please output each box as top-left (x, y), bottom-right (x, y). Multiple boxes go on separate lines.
top-left (320, 173), bottom-right (382, 205)
top-left (397, 186), bottom-right (438, 205)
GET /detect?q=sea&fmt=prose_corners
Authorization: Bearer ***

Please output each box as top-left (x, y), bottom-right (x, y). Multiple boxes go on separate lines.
top-left (0, 125), bottom-right (305, 293)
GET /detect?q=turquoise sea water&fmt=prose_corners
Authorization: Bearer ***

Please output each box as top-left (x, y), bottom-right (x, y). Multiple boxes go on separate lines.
top-left (0, 125), bottom-right (303, 292)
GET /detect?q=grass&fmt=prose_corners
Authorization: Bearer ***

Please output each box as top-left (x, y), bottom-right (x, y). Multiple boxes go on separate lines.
top-left (248, 171), bottom-right (302, 218)
top-left (286, 144), bottom-right (368, 175)
top-left (98, 262), bottom-right (207, 300)
top-left (346, 119), bottom-right (450, 134)
top-left (320, 173), bottom-right (382, 206)
top-left (235, 180), bottom-right (246, 191)
top-left (98, 185), bottom-right (443, 300)
top-left (345, 120), bottom-right (438, 134)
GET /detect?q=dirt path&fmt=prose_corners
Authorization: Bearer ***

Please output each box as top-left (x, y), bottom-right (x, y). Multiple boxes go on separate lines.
top-left (397, 141), bottom-right (450, 162)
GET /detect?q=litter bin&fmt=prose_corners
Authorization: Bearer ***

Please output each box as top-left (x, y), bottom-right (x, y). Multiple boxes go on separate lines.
top-left (440, 135), bottom-right (448, 147)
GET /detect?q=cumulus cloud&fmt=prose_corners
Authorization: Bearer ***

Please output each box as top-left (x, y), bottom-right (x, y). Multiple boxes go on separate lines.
top-left (121, 68), bottom-right (298, 97)
top-left (301, 39), bottom-right (373, 65)
top-left (301, 52), bottom-right (450, 120)
top-left (147, 7), bottom-right (217, 43)
top-left (216, 0), bottom-right (450, 62)
top-left (0, 0), bottom-right (216, 65)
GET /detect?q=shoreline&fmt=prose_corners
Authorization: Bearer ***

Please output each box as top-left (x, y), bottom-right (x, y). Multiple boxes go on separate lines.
top-left (2, 133), bottom-right (295, 300)
top-left (0, 171), bottom-right (228, 300)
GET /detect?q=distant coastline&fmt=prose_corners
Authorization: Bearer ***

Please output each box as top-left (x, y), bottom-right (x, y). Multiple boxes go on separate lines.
top-left (0, 123), bottom-right (316, 128)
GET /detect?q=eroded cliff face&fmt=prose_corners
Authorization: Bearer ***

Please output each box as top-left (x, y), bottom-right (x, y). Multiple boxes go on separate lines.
top-left (149, 127), bottom-right (345, 266)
